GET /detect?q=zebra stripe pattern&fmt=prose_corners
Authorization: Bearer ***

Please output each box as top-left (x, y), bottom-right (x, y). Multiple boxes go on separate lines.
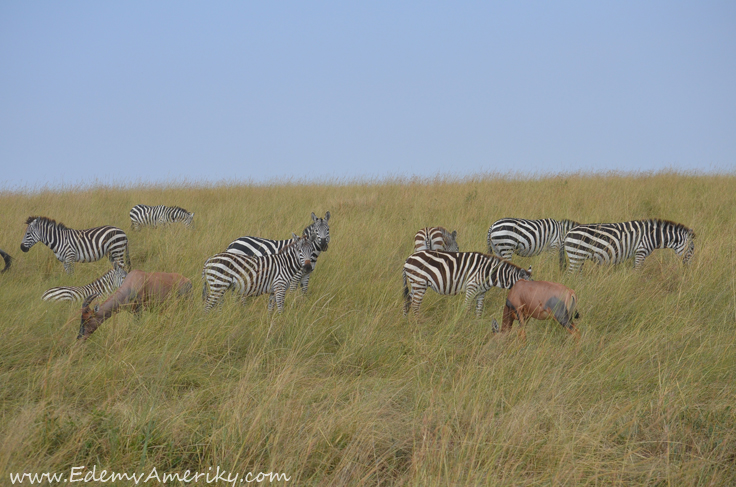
top-left (561, 219), bottom-right (695, 273)
top-left (42, 264), bottom-right (128, 302)
top-left (413, 227), bottom-right (459, 252)
top-left (203, 233), bottom-right (316, 311)
top-left (403, 250), bottom-right (532, 317)
top-left (20, 216), bottom-right (130, 274)
top-left (130, 204), bottom-right (194, 230)
top-left (226, 212), bottom-right (330, 293)
top-left (487, 218), bottom-right (579, 261)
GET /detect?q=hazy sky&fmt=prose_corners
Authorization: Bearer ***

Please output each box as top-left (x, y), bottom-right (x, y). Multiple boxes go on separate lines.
top-left (1, 2), bottom-right (734, 189)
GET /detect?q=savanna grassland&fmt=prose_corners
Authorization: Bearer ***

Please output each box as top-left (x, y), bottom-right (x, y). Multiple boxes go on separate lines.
top-left (0, 173), bottom-right (735, 486)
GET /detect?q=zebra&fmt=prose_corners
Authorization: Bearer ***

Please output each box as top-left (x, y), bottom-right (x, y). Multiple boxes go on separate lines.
top-left (202, 233), bottom-right (316, 311)
top-left (413, 227), bottom-right (459, 252)
top-left (0, 249), bottom-right (11, 273)
top-left (129, 204), bottom-right (194, 230)
top-left (226, 211), bottom-right (330, 294)
top-left (487, 218), bottom-right (580, 261)
top-left (20, 216), bottom-right (130, 274)
top-left (560, 219), bottom-right (696, 273)
top-left (41, 263), bottom-right (128, 302)
top-left (403, 250), bottom-right (532, 317)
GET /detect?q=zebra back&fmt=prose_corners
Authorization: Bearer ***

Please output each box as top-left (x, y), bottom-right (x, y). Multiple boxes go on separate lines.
top-left (130, 204), bottom-right (194, 230)
top-left (487, 218), bottom-right (580, 260)
top-left (413, 227), bottom-right (459, 252)
top-left (42, 264), bottom-right (128, 302)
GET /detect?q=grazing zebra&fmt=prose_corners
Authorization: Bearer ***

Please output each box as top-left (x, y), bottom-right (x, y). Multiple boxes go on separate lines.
top-left (129, 204), bottom-right (194, 230)
top-left (403, 250), bottom-right (532, 317)
top-left (487, 218), bottom-right (579, 261)
top-left (203, 233), bottom-right (316, 311)
top-left (0, 249), bottom-right (11, 273)
top-left (561, 219), bottom-right (695, 273)
top-left (413, 227), bottom-right (459, 252)
top-left (42, 263), bottom-right (128, 302)
top-left (226, 211), bottom-right (330, 293)
top-left (20, 216), bottom-right (130, 274)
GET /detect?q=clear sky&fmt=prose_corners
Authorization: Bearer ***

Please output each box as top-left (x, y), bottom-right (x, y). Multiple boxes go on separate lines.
top-left (1, 2), bottom-right (734, 189)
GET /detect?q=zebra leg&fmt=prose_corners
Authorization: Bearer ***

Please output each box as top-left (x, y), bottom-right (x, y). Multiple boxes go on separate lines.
top-left (634, 248), bottom-right (651, 269)
top-left (300, 272), bottom-right (311, 295)
top-left (271, 284), bottom-right (288, 312)
top-left (63, 258), bottom-right (75, 274)
top-left (474, 292), bottom-right (486, 318)
top-left (409, 283), bottom-right (427, 315)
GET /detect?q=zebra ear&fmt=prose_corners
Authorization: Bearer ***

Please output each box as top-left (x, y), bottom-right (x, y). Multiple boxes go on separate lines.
top-left (527, 266), bottom-right (533, 277)
top-left (292, 233), bottom-right (299, 242)
top-left (311, 212), bottom-right (317, 222)
top-left (324, 211), bottom-right (330, 221)
top-left (452, 230), bottom-right (457, 238)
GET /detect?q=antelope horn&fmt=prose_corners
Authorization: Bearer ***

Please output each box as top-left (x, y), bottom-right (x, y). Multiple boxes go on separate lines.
top-left (82, 293), bottom-right (100, 309)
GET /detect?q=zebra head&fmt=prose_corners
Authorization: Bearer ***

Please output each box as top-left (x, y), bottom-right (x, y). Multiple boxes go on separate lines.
top-left (20, 217), bottom-right (42, 252)
top-left (291, 232), bottom-right (316, 273)
top-left (184, 212), bottom-right (194, 226)
top-left (444, 229), bottom-right (460, 252)
top-left (305, 211), bottom-right (330, 252)
top-left (673, 227), bottom-right (696, 265)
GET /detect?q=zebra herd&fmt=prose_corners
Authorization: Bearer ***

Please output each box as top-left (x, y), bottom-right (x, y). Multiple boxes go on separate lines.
top-left (5, 205), bottom-right (695, 339)
top-left (402, 218), bottom-right (696, 330)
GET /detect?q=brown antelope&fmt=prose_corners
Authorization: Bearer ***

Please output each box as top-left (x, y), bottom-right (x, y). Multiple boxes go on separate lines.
top-left (78, 270), bottom-right (192, 339)
top-left (492, 280), bottom-right (580, 339)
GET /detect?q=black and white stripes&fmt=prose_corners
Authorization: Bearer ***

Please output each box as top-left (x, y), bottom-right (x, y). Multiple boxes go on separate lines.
top-left (130, 205), bottom-right (194, 230)
top-left (203, 233), bottom-right (317, 311)
top-left (413, 227), bottom-right (459, 252)
top-left (403, 250), bottom-right (532, 316)
top-left (561, 219), bottom-right (695, 273)
top-left (20, 216), bottom-right (130, 274)
top-left (42, 263), bottom-right (128, 302)
top-left (487, 218), bottom-right (579, 261)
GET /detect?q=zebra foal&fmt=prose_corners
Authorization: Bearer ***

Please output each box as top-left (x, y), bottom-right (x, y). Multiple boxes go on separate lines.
top-left (20, 216), bottom-right (130, 274)
top-left (42, 263), bottom-right (128, 302)
top-left (403, 250), bottom-right (532, 317)
top-left (561, 219), bottom-right (695, 273)
top-left (130, 204), bottom-right (194, 230)
top-left (203, 233), bottom-right (316, 311)
top-left (413, 227), bottom-right (459, 252)
top-left (226, 212), bottom-right (330, 294)
top-left (487, 218), bottom-right (579, 261)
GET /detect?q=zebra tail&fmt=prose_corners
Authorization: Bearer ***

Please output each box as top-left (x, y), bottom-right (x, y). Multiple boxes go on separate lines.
top-left (488, 237), bottom-right (503, 258)
top-left (125, 244), bottom-right (131, 270)
top-left (402, 269), bottom-right (410, 304)
top-left (0, 249), bottom-right (11, 273)
top-left (558, 245), bottom-right (567, 271)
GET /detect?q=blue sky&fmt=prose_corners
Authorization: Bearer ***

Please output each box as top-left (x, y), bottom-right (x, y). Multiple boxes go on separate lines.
top-left (1, 2), bottom-right (734, 189)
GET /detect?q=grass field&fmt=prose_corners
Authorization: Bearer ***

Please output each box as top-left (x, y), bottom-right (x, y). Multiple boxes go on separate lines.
top-left (0, 173), bottom-right (735, 485)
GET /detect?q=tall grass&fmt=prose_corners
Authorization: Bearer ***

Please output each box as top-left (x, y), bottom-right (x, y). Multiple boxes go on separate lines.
top-left (0, 173), bottom-right (734, 485)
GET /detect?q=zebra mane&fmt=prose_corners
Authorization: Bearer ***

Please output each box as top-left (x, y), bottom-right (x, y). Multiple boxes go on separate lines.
top-left (25, 216), bottom-right (67, 229)
top-left (170, 206), bottom-right (189, 213)
top-left (650, 219), bottom-right (695, 239)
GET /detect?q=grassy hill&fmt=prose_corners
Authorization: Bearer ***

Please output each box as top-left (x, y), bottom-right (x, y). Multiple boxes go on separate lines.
top-left (1, 173), bottom-right (734, 485)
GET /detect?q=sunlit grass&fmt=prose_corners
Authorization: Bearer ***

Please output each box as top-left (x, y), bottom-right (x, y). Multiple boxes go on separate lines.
top-left (0, 173), bottom-right (734, 485)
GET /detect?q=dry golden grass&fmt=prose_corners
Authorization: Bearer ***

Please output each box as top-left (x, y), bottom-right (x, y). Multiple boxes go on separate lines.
top-left (0, 173), bottom-right (734, 485)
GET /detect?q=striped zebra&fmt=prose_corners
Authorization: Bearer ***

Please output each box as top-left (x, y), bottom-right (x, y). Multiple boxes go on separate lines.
top-left (561, 219), bottom-right (696, 273)
top-left (403, 250), bottom-right (532, 317)
top-left (487, 218), bottom-right (579, 261)
top-left (20, 216), bottom-right (130, 274)
top-left (129, 204), bottom-right (194, 230)
top-left (226, 212), bottom-right (330, 293)
top-left (41, 263), bottom-right (128, 302)
top-left (203, 233), bottom-right (316, 311)
top-left (413, 227), bottom-right (459, 252)
top-left (0, 249), bottom-right (11, 273)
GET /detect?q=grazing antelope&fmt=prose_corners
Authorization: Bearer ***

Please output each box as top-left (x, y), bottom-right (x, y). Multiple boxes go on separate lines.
top-left (78, 270), bottom-right (192, 339)
top-left (493, 280), bottom-right (580, 340)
